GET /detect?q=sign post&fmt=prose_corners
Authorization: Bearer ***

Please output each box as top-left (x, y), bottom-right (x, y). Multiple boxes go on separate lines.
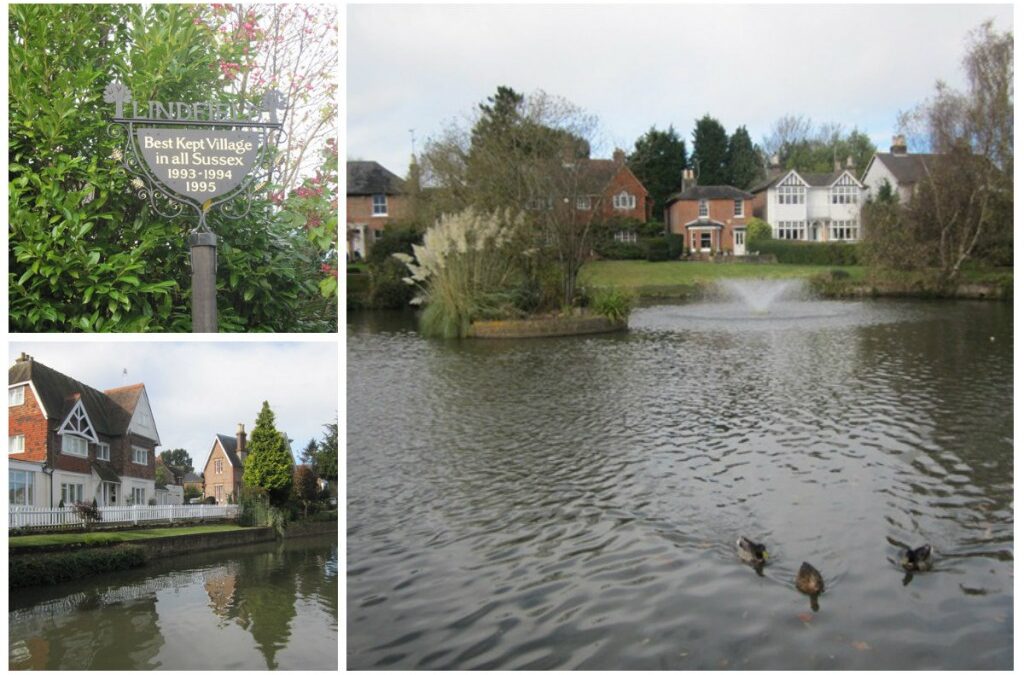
top-left (106, 82), bottom-right (285, 332)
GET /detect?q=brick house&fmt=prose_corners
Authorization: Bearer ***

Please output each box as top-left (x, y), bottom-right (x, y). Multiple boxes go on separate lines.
top-left (9, 353), bottom-right (160, 508)
top-left (665, 170), bottom-right (754, 255)
top-left (347, 160), bottom-right (408, 260)
top-left (578, 149), bottom-right (651, 224)
top-left (201, 424), bottom-right (248, 505)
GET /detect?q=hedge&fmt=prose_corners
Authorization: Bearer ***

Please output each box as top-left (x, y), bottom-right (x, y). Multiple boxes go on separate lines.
top-left (750, 239), bottom-right (861, 266)
top-left (10, 545), bottom-right (146, 588)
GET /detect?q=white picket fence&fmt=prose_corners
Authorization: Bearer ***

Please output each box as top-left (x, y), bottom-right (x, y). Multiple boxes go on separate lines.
top-left (9, 504), bottom-right (240, 530)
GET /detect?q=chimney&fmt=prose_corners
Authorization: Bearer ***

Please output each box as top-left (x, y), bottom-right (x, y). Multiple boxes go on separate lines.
top-left (236, 423), bottom-right (247, 464)
top-left (834, 158), bottom-right (841, 172)
top-left (891, 134), bottom-right (907, 156)
top-left (681, 168), bottom-right (696, 190)
top-left (612, 148), bottom-right (626, 164)
top-left (16, 353), bottom-right (31, 363)
top-left (846, 155), bottom-right (854, 170)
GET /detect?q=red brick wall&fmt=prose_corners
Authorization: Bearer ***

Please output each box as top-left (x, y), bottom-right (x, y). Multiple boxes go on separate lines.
top-left (8, 384), bottom-right (49, 463)
top-left (203, 442), bottom-right (241, 503)
top-left (594, 166), bottom-right (650, 222)
top-left (751, 191), bottom-right (768, 219)
top-left (667, 198), bottom-right (752, 253)
top-left (346, 195), bottom-right (410, 230)
top-left (118, 433), bottom-right (156, 480)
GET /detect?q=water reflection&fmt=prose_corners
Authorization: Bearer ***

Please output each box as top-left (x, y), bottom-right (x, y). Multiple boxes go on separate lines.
top-left (348, 300), bottom-right (1012, 669)
top-left (9, 535), bottom-right (338, 670)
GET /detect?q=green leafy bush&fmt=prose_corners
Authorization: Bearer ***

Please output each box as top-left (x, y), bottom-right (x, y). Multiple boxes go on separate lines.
top-left (645, 237), bottom-right (670, 262)
top-left (752, 239), bottom-right (861, 266)
top-left (367, 258), bottom-right (415, 309)
top-left (10, 545), bottom-right (146, 588)
top-left (746, 217), bottom-right (772, 244)
top-left (589, 286), bottom-right (634, 323)
top-left (666, 234), bottom-right (684, 259)
top-left (594, 240), bottom-right (647, 259)
top-left (8, 4), bottom-right (334, 332)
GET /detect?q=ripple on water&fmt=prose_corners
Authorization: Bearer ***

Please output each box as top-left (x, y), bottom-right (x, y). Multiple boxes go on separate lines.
top-left (347, 300), bottom-right (1013, 669)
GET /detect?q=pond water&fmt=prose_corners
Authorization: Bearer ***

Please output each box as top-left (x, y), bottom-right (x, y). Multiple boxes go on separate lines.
top-left (9, 534), bottom-right (338, 670)
top-left (347, 291), bottom-right (1012, 669)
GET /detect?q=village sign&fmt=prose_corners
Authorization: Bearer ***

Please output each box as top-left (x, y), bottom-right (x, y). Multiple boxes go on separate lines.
top-left (106, 81), bottom-right (286, 332)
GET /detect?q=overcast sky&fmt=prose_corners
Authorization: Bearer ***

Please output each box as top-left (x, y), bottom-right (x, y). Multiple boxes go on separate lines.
top-left (9, 342), bottom-right (338, 474)
top-left (347, 3), bottom-right (1013, 176)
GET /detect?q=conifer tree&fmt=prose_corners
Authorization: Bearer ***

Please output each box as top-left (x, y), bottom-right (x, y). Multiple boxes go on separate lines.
top-left (691, 115), bottom-right (730, 185)
top-left (242, 401), bottom-right (294, 504)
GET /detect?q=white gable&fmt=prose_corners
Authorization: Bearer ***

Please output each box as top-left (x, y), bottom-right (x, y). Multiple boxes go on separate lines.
top-left (128, 387), bottom-right (161, 445)
top-left (58, 399), bottom-right (99, 442)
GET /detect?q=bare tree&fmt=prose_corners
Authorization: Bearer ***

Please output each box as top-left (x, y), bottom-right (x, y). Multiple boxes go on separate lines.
top-left (898, 20), bottom-right (1013, 279)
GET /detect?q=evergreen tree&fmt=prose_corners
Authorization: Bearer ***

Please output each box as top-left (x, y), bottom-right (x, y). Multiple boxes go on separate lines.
top-left (316, 420), bottom-right (338, 483)
top-left (691, 115), bottom-right (730, 185)
top-left (725, 126), bottom-right (763, 189)
top-left (242, 401), bottom-right (294, 505)
top-left (627, 126), bottom-right (687, 220)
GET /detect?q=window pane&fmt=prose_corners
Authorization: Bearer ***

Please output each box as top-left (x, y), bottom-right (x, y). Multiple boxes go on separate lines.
top-left (9, 386), bottom-right (25, 406)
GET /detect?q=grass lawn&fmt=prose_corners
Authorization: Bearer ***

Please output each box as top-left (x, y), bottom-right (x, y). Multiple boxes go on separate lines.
top-left (581, 260), bottom-right (867, 296)
top-left (9, 523), bottom-right (248, 548)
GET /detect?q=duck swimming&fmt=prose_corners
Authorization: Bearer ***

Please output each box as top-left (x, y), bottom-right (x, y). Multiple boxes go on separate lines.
top-left (736, 537), bottom-right (768, 567)
top-left (900, 544), bottom-right (932, 571)
top-left (795, 562), bottom-right (824, 595)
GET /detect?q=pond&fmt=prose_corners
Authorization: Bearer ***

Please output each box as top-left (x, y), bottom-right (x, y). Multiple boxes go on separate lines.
top-left (9, 534), bottom-right (338, 670)
top-left (347, 289), bottom-right (1012, 669)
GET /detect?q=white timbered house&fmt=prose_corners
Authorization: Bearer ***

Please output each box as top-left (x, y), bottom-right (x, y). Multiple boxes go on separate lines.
top-left (751, 167), bottom-right (865, 242)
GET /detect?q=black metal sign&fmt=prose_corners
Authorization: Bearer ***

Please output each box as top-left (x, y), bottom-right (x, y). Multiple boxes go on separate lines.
top-left (106, 81), bottom-right (285, 232)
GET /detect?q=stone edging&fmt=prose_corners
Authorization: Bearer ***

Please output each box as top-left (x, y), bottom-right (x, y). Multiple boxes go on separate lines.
top-left (469, 315), bottom-right (626, 339)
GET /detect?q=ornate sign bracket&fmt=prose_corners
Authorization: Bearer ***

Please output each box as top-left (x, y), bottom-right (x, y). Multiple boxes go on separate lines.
top-left (105, 81), bottom-right (286, 234)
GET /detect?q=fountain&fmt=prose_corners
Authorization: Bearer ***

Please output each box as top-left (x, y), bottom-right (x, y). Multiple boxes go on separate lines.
top-left (629, 278), bottom-right (897, 332)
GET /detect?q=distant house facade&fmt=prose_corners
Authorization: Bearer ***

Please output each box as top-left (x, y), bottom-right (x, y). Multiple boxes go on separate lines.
top-left (201, 424), bottom-right (248, 505)
top-left (861, 135), bottom-right (940, 204)
top-left (154, 456), bottom-right (185, 505)
top-left (665, 170), bottom-right (753, 255)
top-left (751, 162), bottom-right (865, 243)
top-left (346, 161), bottom-right (408, 260)
top-left (579, 149), bottom-right (652, 224)
top-left (9, 353), bottom-right (160, 508)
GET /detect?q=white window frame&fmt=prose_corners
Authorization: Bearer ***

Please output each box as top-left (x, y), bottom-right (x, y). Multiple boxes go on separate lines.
top-left (735, 230), bottom-right (746, 246)
top-left (10, 469), bottom-right (33, 506)
top-left (777, 220), bottom-right (806, 240)
top-left (215, 484), bottom-right (224, 502)
top-left (131, 487), bottom-right (146, 505)
top-left (60, 482), bottom-right (84, 505)
top-left (733, 199), bottom-right (744, 217)
top-left (612, 191), bottom-right (636, 210)
top-left (9, 434), bottom-right (25, 454)
top-left (576, 196), bottom-right (591, 211)
top-left (96, 442), bottom-right (110, 461)
top-left (215, 458), bottom-right (223, 474)
top-left (371, 194), bottom-right (388, 216)
top-left (61, 434), bottom-right (89, 457)
top-left (132, 445), bottom-right (148, 465)
top-left (9, 385), bottom-right (25, 406)
top-left (613, 230), bottom-right (638, 244)
top-left (699, 231), bottom-right (712, 251)
top-left (698, 199), bottom-right (709, 218)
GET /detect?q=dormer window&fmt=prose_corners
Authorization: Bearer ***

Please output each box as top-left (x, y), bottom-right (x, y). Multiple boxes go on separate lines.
top-left (9, 386), bottom-right (25, 406)
top-left (612, 191), bottom-right (636, 210)
top-left (372, 194), bottom-right (388, 216)
top-left (58, 400), bottom-right (98, 442)
top-left (698, 199), bottom-right (709, 218)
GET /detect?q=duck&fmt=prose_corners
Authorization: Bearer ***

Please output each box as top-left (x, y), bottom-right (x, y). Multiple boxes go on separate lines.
top-left (736, 536), bottom-right (769, 566)
top-left (795, 562), bottom-right (825, 596)
top-left (900, 544), bottom-right (932, 571)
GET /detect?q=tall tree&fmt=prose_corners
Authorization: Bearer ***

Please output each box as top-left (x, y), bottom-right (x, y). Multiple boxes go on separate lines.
top-left (159, 449), bottom-right (194, 474)
top-left (893, 19), bottom-right (1013, 279)
top-left (627, 126), bottom-right (687, 220)
top-left (691, 115), bottom-right (730, 185)
top-left (242, 401), bottom-right (294, 504)
top-left (725, 126), bottom-right (762, 189)
top-left (316, 420), bottom-right (338, 483)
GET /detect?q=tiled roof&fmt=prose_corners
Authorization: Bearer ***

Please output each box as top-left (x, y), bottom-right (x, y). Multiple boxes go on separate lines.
top-left (666, 185), bottom-right (753, 204)
top-left (215, 434), bottom-right (245, 468)
top-left (871, 152), bottom-right (941, 185)
top-left (347, 161), bottom-right (405, 196)
top-left (9, 358), bottom-right (140, 437)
